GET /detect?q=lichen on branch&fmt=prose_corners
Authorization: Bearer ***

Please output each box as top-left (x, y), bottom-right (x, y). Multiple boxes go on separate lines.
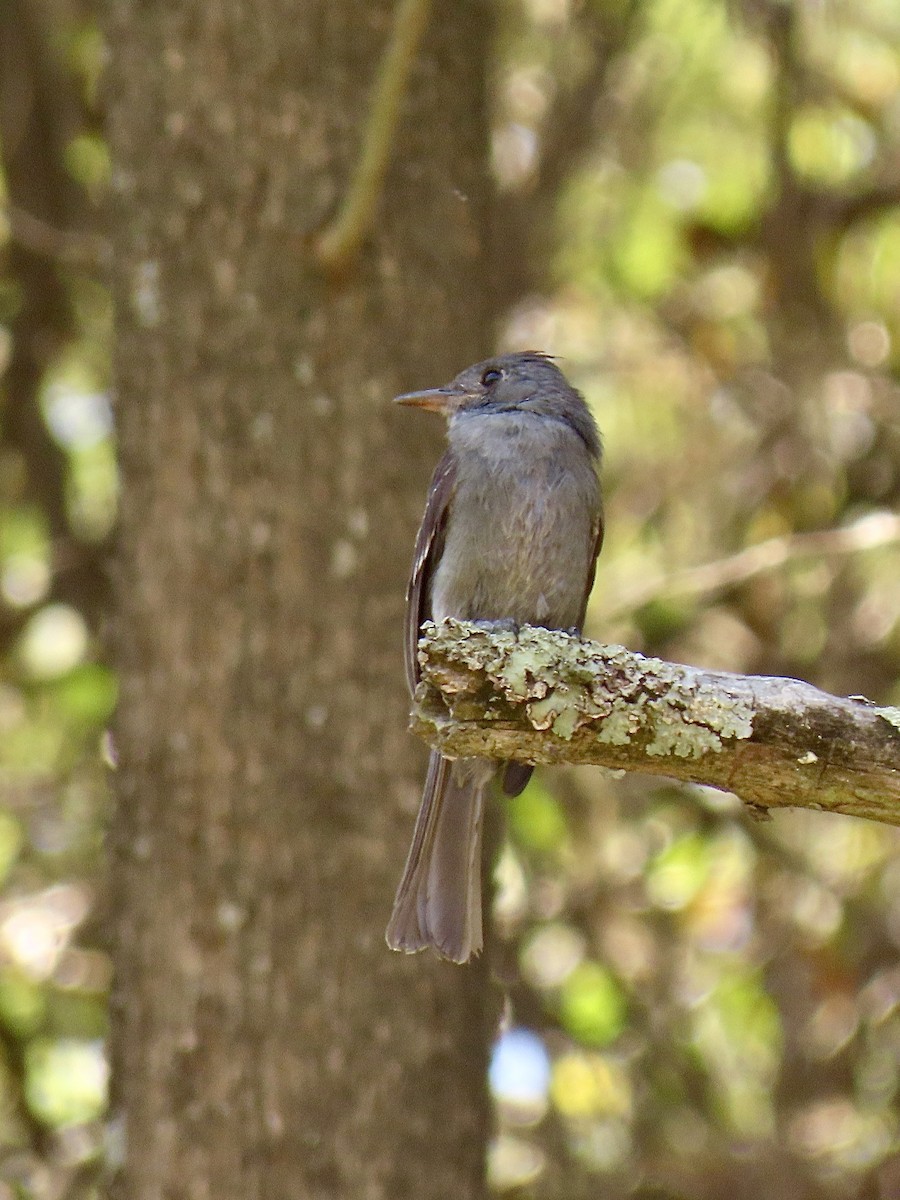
top-left (409, 620), bottom-right (900, 826)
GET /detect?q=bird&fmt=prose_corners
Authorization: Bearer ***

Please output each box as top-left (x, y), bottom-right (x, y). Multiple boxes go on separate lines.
top-left (386, 351), bottom-right (603, 963)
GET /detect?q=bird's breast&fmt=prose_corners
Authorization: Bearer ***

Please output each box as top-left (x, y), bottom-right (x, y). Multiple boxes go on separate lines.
top-left (430, 416), bottom-right (600, 630)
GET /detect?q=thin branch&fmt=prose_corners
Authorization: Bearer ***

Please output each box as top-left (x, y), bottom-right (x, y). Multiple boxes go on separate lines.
top-left (409, 620), bottom-right (900, 826)
top-left (600, 510), bottom-right (900, 621)
top-left (492, 1), bottom-right (643, 307)
top-left (2, 202), bottom-right (110, 269)
top-left (312, 0), bottom-right (431, 275)
top-left (822, 178), bottom-right (900, 230)
top-left (531, 1), bottom-right (642, 212)
top-left (766, 0), bottom-right (798, 201)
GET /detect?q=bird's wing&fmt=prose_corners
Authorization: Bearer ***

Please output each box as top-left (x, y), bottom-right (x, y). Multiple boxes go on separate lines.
top-left (405, 450), bottom-right (457, 695)
top-left (577, 508), bottom-right (605, 632)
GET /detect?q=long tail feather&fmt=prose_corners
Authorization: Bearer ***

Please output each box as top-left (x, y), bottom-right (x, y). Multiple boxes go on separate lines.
top-left (386, 752), bottom-right (490, 963)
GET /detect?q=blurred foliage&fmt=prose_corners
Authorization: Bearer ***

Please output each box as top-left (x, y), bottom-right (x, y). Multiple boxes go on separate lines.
top-left (0, 0), bottom-right (898, 1198)
top-left (0, 0), bottom-right (113, 1193)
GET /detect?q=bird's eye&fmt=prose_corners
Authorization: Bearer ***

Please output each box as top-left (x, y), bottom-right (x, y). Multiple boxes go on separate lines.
top-left (480, 368), bottom-right (502, 387)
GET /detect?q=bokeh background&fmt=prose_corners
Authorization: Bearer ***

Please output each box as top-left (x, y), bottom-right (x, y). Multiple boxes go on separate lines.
top-left (0, 0), bottom-right (898, 1196)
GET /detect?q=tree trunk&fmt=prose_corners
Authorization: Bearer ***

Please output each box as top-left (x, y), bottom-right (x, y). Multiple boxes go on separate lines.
top-left (105, 2), bottom-right (494, 1197)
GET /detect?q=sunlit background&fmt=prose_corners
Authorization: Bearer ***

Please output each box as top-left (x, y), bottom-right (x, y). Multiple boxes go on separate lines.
top-left (1, 0), bottom-right (899, 1196)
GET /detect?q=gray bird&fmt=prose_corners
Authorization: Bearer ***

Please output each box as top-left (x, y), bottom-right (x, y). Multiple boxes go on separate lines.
top-left (386, 352), bottom-right (603, 963)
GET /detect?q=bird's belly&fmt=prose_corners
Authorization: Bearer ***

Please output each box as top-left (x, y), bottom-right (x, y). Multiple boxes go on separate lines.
top-left (430, 469), bottom-right (596, 631)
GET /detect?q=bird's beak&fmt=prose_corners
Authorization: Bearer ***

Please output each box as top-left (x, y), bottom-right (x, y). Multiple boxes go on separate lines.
top-left (393, 386), bottom-right (464, 414)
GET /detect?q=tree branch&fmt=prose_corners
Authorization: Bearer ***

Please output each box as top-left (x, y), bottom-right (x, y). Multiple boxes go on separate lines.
top-left (409, 620), bottom-right (900, 826)
top-left (312, 0), bottom-right (431, 275)
top-left (821, 177), bottom-right (900, 230)
top-left (601, 510), bottom-right (900, 621)
top-left (491, 2), bottom-right (642, 308)
top-left (2, 201), bottom-right (110, 269)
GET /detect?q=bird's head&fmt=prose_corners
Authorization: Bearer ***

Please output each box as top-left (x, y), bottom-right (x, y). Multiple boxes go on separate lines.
top-left (394, 352), bottom-right (600, 458)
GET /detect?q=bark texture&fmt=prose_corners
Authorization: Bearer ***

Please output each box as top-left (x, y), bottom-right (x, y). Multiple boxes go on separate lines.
top-left (411, 621), bottom-right (900, 825)
top-left (106, 3), bottom-right (494, 1198)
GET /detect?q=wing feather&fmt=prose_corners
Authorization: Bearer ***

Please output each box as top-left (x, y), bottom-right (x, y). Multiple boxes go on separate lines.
top-left (576, 510), bottom-right (605, 631)
top-left (404, 450), bottom-right (457, 695)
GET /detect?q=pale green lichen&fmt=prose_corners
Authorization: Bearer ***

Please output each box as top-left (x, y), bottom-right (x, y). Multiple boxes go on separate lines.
top-left (476, 627), bottom-right (601, 743)
top-left (642, 690), bottom-right (753, 759)
top-left (525, 675), bottom-right (593, 742)
top-left (422, 620), bottom-right (757, 760)
top-left (551, 706), bottom-right (581, 740)
top-left (502, 644), bottom-right (551, 698)
top-left (526, 692), bottom-right (563, 730)
top-left (875, 706), bottom-right (900, 733)
top-left (645, 718), bottom-right (731, 758)
top-left (679, 689), bottom-right (755, 740)
top-left (596, 709), bottom-right (642, 747)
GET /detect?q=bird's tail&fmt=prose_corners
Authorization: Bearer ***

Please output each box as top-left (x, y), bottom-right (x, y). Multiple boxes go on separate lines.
top-left (386, 752), bottom-right (492, 963)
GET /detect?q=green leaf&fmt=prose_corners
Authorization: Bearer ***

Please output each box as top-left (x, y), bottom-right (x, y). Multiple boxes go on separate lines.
top-left (647, 833), bottom-right (711, 909)
top-left (559, 962), bottom-right (626, 1047)
top-left (507, 781), bottom-right (568, 853)
top-left (0, 969), bottom-right (46, 1037)
top-left (25, 1038), bottom-right (108, 1127)
top-left (0, 811), bottom-right (23, 886)
top-left (48, 664), bottom-right (118, 727)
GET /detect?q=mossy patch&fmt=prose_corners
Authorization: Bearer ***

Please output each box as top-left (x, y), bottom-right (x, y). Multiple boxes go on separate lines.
top-left (420, 620), bottom-right (756, 759)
